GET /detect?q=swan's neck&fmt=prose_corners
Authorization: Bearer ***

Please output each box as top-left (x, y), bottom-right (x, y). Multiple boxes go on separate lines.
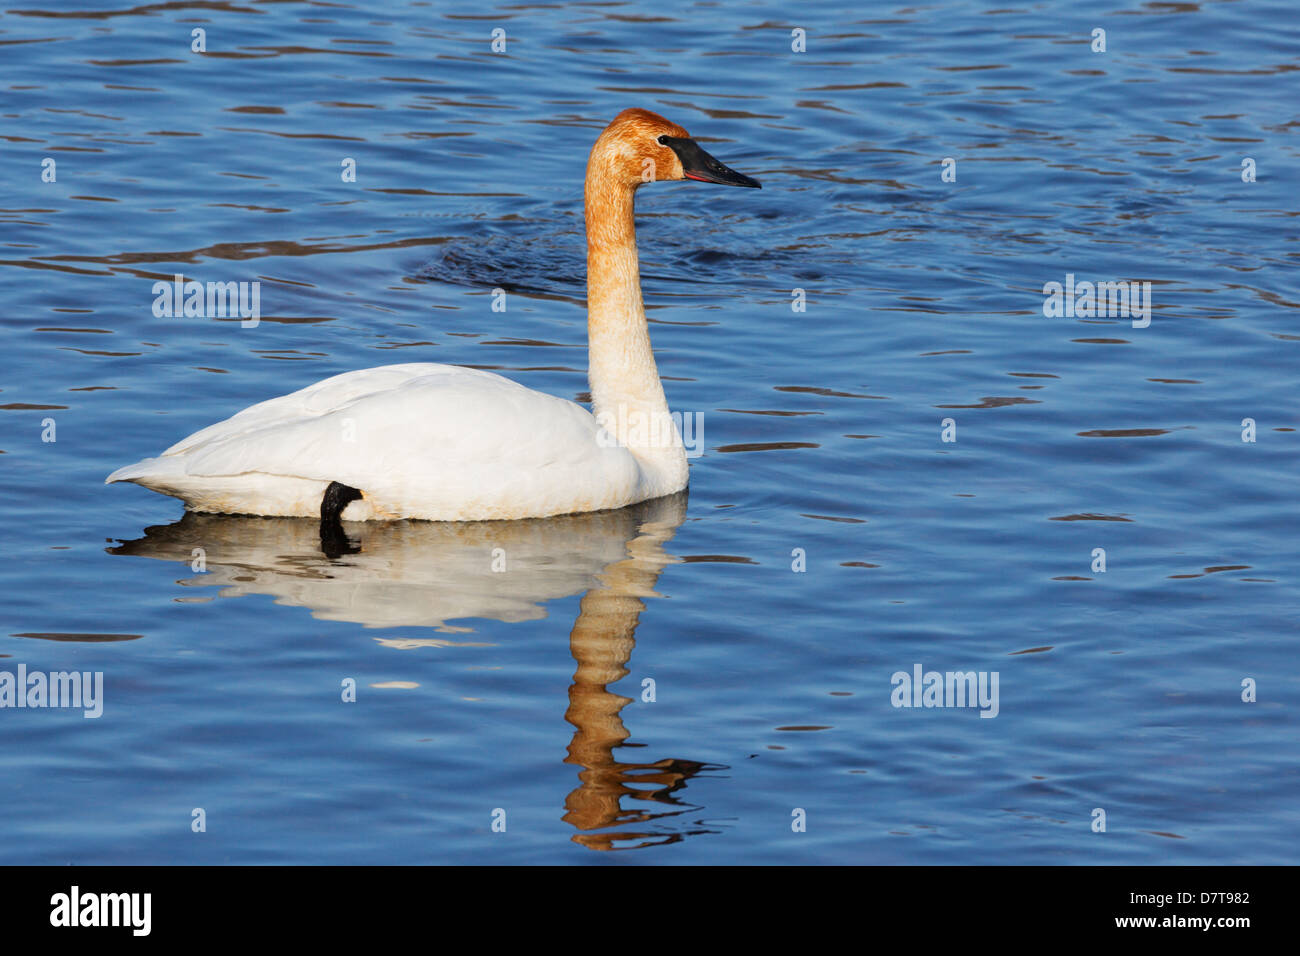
top-left (585, 169), bottom-right (688, 496)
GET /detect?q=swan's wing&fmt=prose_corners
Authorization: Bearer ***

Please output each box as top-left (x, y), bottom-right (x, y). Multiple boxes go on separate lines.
top-left (158, 363), bottom-right (480, 456)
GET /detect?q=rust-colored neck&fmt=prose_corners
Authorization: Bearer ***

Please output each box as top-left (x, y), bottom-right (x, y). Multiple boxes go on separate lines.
top-left (583, 138), bottom-right (687, 497)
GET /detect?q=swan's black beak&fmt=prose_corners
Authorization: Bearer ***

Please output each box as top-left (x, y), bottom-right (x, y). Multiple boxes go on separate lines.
top-left (660, 135), bottom-right (761, 189)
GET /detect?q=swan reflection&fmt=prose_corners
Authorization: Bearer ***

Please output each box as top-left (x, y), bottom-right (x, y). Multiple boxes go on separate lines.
top-left (108, 492), bottom-right (722, 850)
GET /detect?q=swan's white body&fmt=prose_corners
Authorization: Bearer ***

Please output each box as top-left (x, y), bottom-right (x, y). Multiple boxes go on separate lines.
top-left (108, 363), bottom-right (657, 521)
top-left (107, 109), bottom-right (756, 521)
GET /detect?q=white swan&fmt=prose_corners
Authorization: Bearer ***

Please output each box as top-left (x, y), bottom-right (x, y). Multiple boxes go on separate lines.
top-left (107, 108), bottom-right (760, 522)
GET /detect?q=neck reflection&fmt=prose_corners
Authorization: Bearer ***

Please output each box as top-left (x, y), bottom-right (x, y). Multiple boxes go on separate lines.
top-left (563, 495), bottom-right (721, 850)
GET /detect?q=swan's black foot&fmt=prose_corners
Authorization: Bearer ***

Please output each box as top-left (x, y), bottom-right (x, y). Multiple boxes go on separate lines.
top-left (321, 480), bottom-right (362, 523)
top-left (319, 480), bottom-right (362, 558)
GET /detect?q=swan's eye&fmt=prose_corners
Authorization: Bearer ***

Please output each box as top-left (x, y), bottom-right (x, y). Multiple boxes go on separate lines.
top-left (656, 135), bottom-right (668, 146)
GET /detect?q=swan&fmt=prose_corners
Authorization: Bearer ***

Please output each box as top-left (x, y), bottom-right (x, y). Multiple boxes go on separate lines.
top-left (106, 108), bottom-right (760, 524)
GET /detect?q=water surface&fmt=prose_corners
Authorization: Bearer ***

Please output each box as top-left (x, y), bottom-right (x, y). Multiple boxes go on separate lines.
top-left (1, 0), bottom-right (1297, 863)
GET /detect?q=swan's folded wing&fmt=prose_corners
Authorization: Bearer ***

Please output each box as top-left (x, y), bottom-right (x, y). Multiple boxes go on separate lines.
top-left (159, 363), bottom-right (479, 456)
top-left (174, 370), bottom-right (640, 518)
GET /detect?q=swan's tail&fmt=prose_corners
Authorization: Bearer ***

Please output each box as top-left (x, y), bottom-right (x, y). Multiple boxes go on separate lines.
top-left (106, 455), bottom-right (331, 518)
top-left (105, 455), bottom-right (185, 487)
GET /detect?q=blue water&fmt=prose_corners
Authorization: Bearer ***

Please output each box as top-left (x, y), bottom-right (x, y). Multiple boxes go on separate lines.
top-left (2, 0), bottom-right (1297, 864)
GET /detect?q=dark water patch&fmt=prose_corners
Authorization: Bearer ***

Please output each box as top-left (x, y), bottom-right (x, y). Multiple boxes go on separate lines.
top-left (715, 442), bottom-right (819, 453)
top-left (936, 396), bottom-right (1040, 409)
top-left (775, 726), bottom-right (832, 732)
top-left (774, 386), bottom-right (886, 399)
top-left (1077, 428), bottom-right (1171, 437)
top-left (718, 408), bottom-right (823, 416)
top-left (11, 632), bottom-right (142, 643)
top-left (1049, 514), bottom-right (1133, 522)
top-left (418, 236), bottom-right (586, 297)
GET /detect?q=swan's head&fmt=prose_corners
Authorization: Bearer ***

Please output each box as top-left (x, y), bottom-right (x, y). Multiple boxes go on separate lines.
top-left (593, 108), bottom-right (761, 190)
